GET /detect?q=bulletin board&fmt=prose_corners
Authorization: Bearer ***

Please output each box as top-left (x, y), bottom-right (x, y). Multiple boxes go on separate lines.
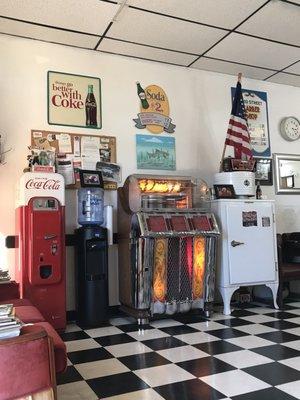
top-left (30, 129), bottom-right (117, 189)
top-left (31, 129), bottom-right (116, 162)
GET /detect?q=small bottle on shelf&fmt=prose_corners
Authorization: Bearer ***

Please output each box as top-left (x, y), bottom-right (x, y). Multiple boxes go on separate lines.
top-left (256, 181), bottom-right (262, 199)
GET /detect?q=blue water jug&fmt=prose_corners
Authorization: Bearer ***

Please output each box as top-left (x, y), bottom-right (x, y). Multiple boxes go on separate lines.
top-left (78, 188), bottom-right (104, 226)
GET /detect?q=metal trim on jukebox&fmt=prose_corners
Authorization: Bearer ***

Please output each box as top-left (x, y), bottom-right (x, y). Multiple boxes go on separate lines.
top-left (117, 174), bottom-right (220, 322)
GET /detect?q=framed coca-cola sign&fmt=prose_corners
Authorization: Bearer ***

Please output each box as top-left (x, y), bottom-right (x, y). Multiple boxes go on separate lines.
top-left (47, 71), bottom-right (102, 129)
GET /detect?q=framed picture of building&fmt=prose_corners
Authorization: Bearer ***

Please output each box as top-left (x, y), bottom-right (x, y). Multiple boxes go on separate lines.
top-left (47, 71), bottom-right (102, 129)
top-left (255, 158), bottom-right (273, 186)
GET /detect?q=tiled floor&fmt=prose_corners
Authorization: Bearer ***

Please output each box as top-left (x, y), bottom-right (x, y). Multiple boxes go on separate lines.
top-left (58, 301), bottom-right (300, 399)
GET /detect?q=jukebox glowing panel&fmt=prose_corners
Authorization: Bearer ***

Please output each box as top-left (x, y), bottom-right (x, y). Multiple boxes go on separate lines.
top-left (117, 174), bottom-right (219, 321)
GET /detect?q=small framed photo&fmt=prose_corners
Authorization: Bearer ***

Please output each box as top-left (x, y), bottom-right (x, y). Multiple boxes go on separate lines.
top-left (214, 184), bottom-right (236, 199)
top-left (79, 169), bottom-right (103, 188)
top-left (255, 158), bottom-right (273, 186)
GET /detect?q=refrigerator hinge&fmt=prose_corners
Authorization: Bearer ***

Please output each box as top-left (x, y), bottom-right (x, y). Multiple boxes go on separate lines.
top-left (273, 213), bottom-right (275, 223)
top-left (275, 261), bottom-right (278, 271)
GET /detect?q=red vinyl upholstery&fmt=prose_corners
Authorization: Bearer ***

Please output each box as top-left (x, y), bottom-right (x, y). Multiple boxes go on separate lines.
top-left (34, 322), bottom-right (67, 374)
top-left (0, 298), bottom-right (32, 307)
top-left (0, 297), bottom-right (66, 374)
top-left (0, 325), bottom-right (56, 400)
top-left (14, 305), bottom-right (45, 323)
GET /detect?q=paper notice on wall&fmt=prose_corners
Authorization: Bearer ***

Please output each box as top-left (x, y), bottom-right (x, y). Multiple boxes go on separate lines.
top-left (56, 155), bottom-right (75, 185)
top-left (57, 133), bottom-right (72, 153)
top-left (34, 137), bottom-right (54, 151)
top-left (74, 136), bottom-right (81, 157)
top-left (73, 157), bottom-right (82, 184)
top-left (81, 136), bottom-right (100, 170)
top-left (32, 131), bottom-right (43, 138)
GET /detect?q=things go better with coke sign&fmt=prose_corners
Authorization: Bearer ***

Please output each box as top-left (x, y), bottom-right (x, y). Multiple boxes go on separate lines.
top-left (47, 71), bottom-right (102, 129)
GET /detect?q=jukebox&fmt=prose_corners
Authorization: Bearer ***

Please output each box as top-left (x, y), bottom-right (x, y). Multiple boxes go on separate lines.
top-left (118, 174), bottom-right (220, 322)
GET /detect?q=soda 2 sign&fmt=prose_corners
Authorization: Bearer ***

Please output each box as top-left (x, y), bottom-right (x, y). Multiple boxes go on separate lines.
top-left (48, 71), bottom-right (102, 129)
top-left (133, 83), bottom-right (176, 134)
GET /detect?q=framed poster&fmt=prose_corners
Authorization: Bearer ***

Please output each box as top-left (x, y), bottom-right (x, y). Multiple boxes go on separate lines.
top-left (231, 87), bottom-right (270, 157)
top-left (136, 134), bottom-right (176, 170)
top-left (48, 71), bottom-right (102, 129)
top-left (255, 158), bottom-right (273, 186)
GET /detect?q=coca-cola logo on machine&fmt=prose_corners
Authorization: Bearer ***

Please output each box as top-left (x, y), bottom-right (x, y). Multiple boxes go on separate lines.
top-left (48, 71), bottom-right (102, 129)
top-left (25, 178), bottom-right (61, 190)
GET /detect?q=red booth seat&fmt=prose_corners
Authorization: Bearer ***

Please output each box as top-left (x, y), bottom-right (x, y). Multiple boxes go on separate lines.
top-left (34, 322), bottom-right (67, 373)
top-left (0, 298), bottom-right (32, 307)
top-left (15, 306), bottom-right (45, 323)
top-left (0, 325), bottom-right (56, 400)
top-left (0, 298), bottom-right (67, 374)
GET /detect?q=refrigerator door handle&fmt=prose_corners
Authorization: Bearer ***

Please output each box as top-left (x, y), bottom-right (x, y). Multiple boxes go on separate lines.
top-left (231, 240), bottom-right (245, 247)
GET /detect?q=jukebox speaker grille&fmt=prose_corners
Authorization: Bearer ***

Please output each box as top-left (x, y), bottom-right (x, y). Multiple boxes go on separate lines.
top-left (166, 238), bottom-right (180, 302)
top-left (179, 237), bottom-right (193, 300)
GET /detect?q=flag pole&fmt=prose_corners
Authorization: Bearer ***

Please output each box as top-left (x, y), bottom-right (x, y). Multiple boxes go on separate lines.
top-left (219, 73), bottom-right (242, 172)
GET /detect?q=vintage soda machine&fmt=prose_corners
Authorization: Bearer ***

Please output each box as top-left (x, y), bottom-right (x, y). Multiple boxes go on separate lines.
top-left (75, 170), bottom-right (112, 327)
top-left (15, 172), bottom-right (66, 331)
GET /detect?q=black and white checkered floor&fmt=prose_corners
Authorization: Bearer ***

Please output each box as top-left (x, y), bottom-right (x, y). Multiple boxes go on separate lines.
top-left (58, 301), bottom-right (300, 400)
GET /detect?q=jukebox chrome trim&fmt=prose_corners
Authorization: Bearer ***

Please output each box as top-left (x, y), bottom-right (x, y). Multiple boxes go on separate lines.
top-left (118, 174), bottom-right (220, 321)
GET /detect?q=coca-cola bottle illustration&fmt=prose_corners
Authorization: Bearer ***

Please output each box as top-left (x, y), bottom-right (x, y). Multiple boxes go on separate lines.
top-left (85, 85), bottom-right (97, 126)
top-left (136, 82), bottom-right (149, 109)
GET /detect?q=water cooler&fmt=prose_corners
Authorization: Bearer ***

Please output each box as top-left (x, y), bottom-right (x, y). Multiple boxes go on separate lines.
top-left (75, 170), bottom-right (111, 327)
top-left (15, 172), bottom-right (66, 331)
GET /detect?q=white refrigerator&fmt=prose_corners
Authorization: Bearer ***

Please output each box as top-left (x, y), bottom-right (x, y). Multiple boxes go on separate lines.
top-left (212, 199), bottom-right (279, 315)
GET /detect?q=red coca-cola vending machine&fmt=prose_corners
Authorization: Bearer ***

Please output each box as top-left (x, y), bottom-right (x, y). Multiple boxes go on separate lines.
top-left (15, 172), bottom-right (66, 331)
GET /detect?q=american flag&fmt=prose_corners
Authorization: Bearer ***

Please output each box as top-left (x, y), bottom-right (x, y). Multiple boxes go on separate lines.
top-left (225, 80), bottom-right (253, 159)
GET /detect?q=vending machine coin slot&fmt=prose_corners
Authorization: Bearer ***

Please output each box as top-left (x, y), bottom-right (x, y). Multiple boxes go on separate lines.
top-left (40, 265), bottom-right (52, 279)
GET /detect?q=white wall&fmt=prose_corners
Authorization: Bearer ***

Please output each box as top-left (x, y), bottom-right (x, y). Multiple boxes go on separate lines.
top-left (1, 35), bottom-right (300, 309)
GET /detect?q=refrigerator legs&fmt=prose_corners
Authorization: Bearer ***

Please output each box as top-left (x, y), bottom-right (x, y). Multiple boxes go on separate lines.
top-left (219, 286), bottom-right (239, 315)
top-left (219, 283), bottom-right (279, 315)
top-left (265, 282), bottom-right (279, 310)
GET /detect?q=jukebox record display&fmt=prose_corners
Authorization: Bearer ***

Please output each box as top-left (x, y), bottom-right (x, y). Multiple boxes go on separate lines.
top-left (147, 216), bottom-right (168, 232)
top-left (170, 215), bottom-right (188, 231)
top-left (192, 215), bottom-right (212, 231)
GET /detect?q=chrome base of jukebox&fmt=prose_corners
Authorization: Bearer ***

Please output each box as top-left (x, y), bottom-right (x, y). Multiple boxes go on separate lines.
top-left (119, 210), bottom-right (219, 322)
top-left (117, 175), bottom-right (220, 323)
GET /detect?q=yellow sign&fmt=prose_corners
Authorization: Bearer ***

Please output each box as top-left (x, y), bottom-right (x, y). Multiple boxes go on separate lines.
top-left (133, 83), bottom-right (176, 134)
top-left (138, 179), bottom-right (181, 193)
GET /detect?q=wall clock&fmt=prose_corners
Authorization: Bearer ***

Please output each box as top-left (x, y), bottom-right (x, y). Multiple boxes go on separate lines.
top-left (280, 117), bottom-right (300, 141)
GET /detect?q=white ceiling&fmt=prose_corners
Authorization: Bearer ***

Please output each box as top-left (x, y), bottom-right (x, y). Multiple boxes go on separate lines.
top-left (0, 0), bottom-right (299, 86)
